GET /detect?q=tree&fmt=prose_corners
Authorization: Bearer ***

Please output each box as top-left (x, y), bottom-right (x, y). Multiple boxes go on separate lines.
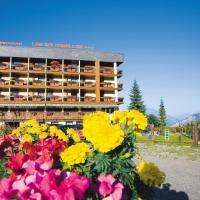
top-left (147, 114), bottom-right (160, 127)
top-left (128, 80), bottom-right (146, 113)
top-left (159, 99), bottom-right (167, 126)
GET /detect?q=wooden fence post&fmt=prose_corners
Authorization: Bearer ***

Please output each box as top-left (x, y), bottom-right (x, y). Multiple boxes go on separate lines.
top-left (193, 122), bottom-right (198, 145)
top-left (150, 124), bottom-right (154, 141)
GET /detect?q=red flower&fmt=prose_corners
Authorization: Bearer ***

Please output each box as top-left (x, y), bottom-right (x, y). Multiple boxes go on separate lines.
top-left (5, 153), bottom-right (29, 175)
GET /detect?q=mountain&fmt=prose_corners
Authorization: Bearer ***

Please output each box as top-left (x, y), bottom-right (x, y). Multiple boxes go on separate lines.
top-left (173, 113), bottom-right (200, 126)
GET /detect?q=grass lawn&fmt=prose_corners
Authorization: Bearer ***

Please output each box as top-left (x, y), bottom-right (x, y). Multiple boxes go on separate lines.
top-left (136, 133), bottom-right (194, 144)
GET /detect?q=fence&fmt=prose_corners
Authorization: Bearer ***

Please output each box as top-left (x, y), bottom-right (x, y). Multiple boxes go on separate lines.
top-left (137, 123), bottom-right (199, 145)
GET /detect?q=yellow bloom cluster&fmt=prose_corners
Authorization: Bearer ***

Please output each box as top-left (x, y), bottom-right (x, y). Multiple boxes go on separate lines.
top-left (138, 161), bottom-right (166, 187)
top-left (83, 112), bottom-right (124, 153)
top-left (11, 119), bottom-right (49, 141)
top-left (60, 142), bottom-right (89, 166)
top-left (49, 126), bottom-right (68, 141)
top-left (112, 110), bottom-right (148, 131)
top-left (22, 134), bottom-right (34, 143)
top-left (67, 128), bottom-right (80, 142)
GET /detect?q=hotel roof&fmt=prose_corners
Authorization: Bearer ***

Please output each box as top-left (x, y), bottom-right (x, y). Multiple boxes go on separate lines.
top-left (0, 46), bottom-right (124, 63)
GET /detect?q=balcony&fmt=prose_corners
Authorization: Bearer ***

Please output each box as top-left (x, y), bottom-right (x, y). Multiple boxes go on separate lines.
top-left (80, 82), bottom-right (95, 87)
top-left (11, 79), bottom-right (27, 86)
top-left (47, 61), bottom-right (62, 72)
top-left (100, 67), bottom-right (114, 74)
top-left (0, 95), bottom-right (9, 101)
top-left (0, 63), bottom-right (9, 70)
top-left (10, 95), bottom-right (27, 102)
top-left (64, 65), bottom-right (78, 72)
top-left (12, 64), bottom-right (28, 71)
top-left (30, 64), bottom-right (45, 71)
top-left (64, 96), bottom-right (79, 102)
top-left (31, 80), bottom-right (45, 86)
top-left (29, 95), bottom-right (45, 102)
top-left (46, 95), bottom-right (62, 102)
top-left (118, 97), bottom-right (124, 104)
top-left (47, 80), bottom-right (62, 87)
top-left (81, 96), bottom-right (96, 102)
top-left (65, 81), bottom-right (79, 87)
top-left (100, 82), bottom-right (115, 88)
top-left (0, 111), bottom-right (89, 121)
top-left (101, 96), bottom-right (115, 103)
top-left (0, 79), bottom-right (9, 85)
top-left (117, 70), bottom-right (123, 77)
top-left (80, 66), bottom-right (95, 73)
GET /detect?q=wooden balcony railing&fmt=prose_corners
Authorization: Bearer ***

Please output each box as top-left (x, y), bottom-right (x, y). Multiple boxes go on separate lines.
top-left (100, 97), bottom-right (115, 102)
top-left (80, 66), bottom-right (95, 73)
top-left (10, 95), bottom-right (27, 102)
top-left (12, 65), bottom-right (28, 71)
top-left (80, 82), bottom-right (95, 87)
top-left (47, 81), bottom-right (62, 87)
top-left (0, 64), bottom-right (9, 70)
top-left (100, 67), bottom-right (114, 74)
top-left (0, 111), bottom-right (91, 121)
top-left (0, 95), bottom-right (9, 101)
top-left (80, 96), bottom-right (96, 102)
top-left (29, 65), bottom-right (45, 71)
top-left (64, 65), bottom-right (78, 72)
top-left (65, 81), bottom-right (79, 86)
top-left (100, 82), bottom-right (115, 88)
top-left (31, 81), bottom-right (45, 86)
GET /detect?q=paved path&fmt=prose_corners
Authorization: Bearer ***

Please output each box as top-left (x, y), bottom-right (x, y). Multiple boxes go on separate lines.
top-left (137, 144), bottom-right (200, 200)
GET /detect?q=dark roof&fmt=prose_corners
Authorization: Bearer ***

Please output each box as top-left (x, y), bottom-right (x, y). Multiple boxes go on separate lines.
top-left (0, 46), bottom-right (124, 63)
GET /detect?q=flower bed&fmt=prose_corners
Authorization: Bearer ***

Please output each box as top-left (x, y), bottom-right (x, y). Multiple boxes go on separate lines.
top-left (0, 110), bottom-right (165, 200)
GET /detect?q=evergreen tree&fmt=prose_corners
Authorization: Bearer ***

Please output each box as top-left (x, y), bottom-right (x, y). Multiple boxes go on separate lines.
top-left (147, 114), bottom-right (160, 127)
top-left (128, 80), bottom-right (146, 113)
top-left (159, 99), bottom-right (167, 126)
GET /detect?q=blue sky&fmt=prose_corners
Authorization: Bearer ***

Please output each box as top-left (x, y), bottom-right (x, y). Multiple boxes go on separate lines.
top-left (0, 0), bottom-right (199, 115)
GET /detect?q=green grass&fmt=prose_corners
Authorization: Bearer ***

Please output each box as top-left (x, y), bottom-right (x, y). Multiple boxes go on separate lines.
top-left (136, 133), bottom-right (194, 144)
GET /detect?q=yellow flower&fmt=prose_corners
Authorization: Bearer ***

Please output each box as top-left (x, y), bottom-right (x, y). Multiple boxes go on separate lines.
top-left (49, 126), bottom-right (68, 141)
top-left (40, 123), bottom-right (48, 132)
top-left (39, 132), bottom-right (48, 139)
top-left (138, 161), bottom-right (166, 187)
top-left (112, 110), bottom-right (128, 124)
top-left (22, 134), bottom-right (34, 143)
top-left (67, 128), bottom-right (80, 142)
top-left (127, 110), bottom-right (148, 130)
top-left (112, 110), bottom-right (148, 131)
top-left (12, 127), bottom-right (22, 137)
top-left (60, 142), bottom-right (90, 166)
top-left (23, 119), bottom-right (42, 135)
top-left (83, 112), bottom-right (124, 153)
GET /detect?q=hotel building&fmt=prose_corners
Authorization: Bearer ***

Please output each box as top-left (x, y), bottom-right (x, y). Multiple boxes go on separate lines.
top-left (0, 45), bottom-right (123, 125)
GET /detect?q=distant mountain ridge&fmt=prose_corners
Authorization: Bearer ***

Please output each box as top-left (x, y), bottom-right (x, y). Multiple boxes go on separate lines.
top-left (146, 108), bottom-right (200, 126)
top-left (173, 113), bottom-right (200, 126)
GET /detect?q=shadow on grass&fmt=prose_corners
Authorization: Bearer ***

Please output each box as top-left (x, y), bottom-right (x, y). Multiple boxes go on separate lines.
top-left (153, 183), bottom-right (189, 200)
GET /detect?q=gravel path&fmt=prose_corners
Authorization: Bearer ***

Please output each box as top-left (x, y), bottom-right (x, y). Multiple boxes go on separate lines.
top-left (137, 144), bottom-right (200, 200)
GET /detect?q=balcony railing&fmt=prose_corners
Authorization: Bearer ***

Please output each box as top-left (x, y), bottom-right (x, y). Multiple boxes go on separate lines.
top-left (10, 95), bottom-right (27, 102)
top-left (29, 65), bottom-right (45, 71)
top-left (31, 80), bottom-right (45, 86)
top-left (80, 96), bottom-right (96, 102)
top-left (100, 67), bottom-right (114, 74)
top-left (118, 97), bottom-right (124, 104)
top-left (65, 81), bottom-right (79, 86)
top-left (80, 82), bottom-right (95, 87)
top-left (29, 95), bottom-right (45, 101)
top-left (80, 66), bottom-right (95, 73)
top-left (64, 65), bottom-right (78, 72)
top-left (0, 63), bottom-right (9, 70)
top-left (47, 81), bottom-right (62, 87)
top-left (0, 79), bottom-right (9, 85)
top-left (46, 96), bottom-right (62, 102)
top-left (12, 64), bottom-right (28, 71)
top-left (0, 95), bottom-right (9, 101)
top-left (64, 96), bottom-right (79, 102)
top-left (0, 111), bottom-right (91, 121)
top-left (100, 82), bottom-right (115, 88)
top-left (100, 96), bottom-right (115, 102)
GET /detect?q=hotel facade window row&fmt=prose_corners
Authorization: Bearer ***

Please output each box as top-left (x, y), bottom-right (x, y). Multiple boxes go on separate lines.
top-left (0, 46), bottom-right (123, 124)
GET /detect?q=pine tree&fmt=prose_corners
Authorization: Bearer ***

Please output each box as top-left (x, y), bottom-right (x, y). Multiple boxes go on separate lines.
top-left (128, 80), bottom-right (146, 113)
top-left (159, 98), bottom-right (167, 126)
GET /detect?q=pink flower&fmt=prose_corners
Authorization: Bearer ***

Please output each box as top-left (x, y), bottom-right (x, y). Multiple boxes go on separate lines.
top-left (97, 175), bottom-right (124, 200)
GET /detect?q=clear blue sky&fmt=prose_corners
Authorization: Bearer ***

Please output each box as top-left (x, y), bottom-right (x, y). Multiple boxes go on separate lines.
top-left (0, 0), bottom-right (199, 115)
